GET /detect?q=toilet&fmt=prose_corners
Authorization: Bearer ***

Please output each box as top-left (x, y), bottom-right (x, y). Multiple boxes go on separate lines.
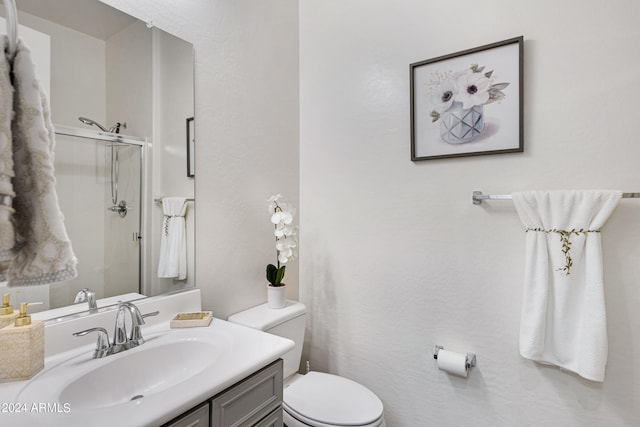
top-left (228, 301), bottom-right (386, 427)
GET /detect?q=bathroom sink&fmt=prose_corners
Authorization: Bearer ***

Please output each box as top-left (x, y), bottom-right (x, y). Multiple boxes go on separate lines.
top-left (16, 328), bottom-right (226, 411)
top-left (5, 315), bottom-right (294, 427)
top-left (59, 339), bottom-right (214, 410)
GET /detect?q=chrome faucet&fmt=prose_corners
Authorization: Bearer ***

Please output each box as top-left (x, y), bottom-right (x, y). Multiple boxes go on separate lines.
top-left (73, 302), bottom-right (159, 359)
top-left (74, 288), bottom-right (97, 313)
top-left (113, 302), bottom-right (146, 349)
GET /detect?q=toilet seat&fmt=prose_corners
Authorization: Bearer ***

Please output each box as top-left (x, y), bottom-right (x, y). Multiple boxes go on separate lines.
top-left (283, 372), bottom-right (384, 427)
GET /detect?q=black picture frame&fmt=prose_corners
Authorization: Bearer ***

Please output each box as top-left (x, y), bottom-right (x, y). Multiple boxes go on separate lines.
top-left (186, 117), bottom-right (195, 177)
top-left (410, 36), bottom-right (523, 161)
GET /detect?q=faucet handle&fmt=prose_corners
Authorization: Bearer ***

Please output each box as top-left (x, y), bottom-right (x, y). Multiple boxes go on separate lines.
top-left (73, 327), bottom-right (110, 358)
top-left (142, 310), bottom-right (159, 321)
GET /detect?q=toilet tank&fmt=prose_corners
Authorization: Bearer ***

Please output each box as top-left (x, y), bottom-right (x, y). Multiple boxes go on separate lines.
top-left (228, 301), bottom-right (306, 379)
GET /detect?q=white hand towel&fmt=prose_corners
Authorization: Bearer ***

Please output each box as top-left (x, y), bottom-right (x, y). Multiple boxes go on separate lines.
top-left (0, 36), bottom-right (16, 272)
top-left (512, 190), bottom-right (621, 381)
top-left (2, 39), bottom-right (77, 286)
top-left (158, 197), bottom-right (188, 280)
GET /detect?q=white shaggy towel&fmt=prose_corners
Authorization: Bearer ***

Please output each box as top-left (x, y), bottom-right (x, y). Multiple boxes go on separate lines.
top-left (0, 36), bottom-right (16, 272)
top-left (158, 197), bottom-right (188, 280)
top-left (512, 190), bottom-right (621, 381)
top-left (2, 39), bottom-right (77, 286)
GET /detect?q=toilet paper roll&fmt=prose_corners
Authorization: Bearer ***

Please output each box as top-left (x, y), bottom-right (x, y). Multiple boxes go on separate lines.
top-left (437, 349), bottom-right (468, 377)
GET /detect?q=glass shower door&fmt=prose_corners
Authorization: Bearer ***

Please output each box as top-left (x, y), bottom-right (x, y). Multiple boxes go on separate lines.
top-left (50, 127), bottom-right (143, 310)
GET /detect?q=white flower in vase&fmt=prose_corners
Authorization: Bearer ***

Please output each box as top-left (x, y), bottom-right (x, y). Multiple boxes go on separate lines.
top-left (266, 194), bottom-right (297, 287)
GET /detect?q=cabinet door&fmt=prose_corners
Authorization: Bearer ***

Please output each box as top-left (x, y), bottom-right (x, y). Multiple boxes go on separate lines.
top-left (165, 402), bottom-right (210, 427)
top-left (211, 360), bottom-right (283, 427)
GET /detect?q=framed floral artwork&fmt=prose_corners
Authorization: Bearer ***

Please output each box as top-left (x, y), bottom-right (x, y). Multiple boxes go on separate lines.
top-left (410, 36), bottom-right (523, 161)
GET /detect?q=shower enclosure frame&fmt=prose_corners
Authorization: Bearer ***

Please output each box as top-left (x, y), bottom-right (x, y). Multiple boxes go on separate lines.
top-left (54, 124), bottom-right (149, 297)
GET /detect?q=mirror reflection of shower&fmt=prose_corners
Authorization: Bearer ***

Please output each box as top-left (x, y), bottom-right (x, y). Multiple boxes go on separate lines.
top-left (78, 117), bottom-right (130, 218)
top-left (49, 125), bottom-right (145, 311)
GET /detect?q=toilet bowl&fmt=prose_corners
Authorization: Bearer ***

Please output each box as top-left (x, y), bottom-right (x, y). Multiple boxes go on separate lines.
top-left (228, 301), bottom-right (385, 427)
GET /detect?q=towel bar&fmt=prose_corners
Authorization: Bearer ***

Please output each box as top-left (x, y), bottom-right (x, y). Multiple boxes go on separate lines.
top-left (154, 198), bottom-right (195, 203)
top-left (473, 191), bottom-right (640, 205)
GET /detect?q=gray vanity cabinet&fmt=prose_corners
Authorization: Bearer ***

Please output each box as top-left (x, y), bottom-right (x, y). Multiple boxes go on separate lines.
top-left (164, 359), bottom-right (283, 427)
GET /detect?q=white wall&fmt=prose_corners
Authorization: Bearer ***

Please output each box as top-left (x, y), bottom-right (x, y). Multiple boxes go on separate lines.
top-left (300, 0), bottom-right (640, 426)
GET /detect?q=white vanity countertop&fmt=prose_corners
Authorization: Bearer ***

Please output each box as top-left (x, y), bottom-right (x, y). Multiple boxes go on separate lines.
top-left (0, 318), bottom-right (294, 427)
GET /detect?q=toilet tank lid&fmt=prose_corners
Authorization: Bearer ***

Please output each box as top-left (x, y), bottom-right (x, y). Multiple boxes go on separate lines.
top-left (227, 300), bottom-right (306, 331)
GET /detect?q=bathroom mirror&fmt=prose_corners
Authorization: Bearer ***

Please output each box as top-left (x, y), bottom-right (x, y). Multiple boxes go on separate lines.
top-left (0, 0), bottom-right (195, 317)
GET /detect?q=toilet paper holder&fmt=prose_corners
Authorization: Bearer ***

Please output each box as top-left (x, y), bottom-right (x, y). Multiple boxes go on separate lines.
top-left (433, 345), bottom-right (477, 369)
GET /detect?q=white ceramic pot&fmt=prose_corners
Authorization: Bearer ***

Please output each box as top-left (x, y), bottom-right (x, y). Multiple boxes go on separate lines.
top-left (267, 284), bottom-right (287, 309)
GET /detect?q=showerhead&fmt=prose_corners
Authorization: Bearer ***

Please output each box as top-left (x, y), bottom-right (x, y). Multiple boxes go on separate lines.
top-left (78, 117), bottom-right (127, 134)
top-left (78, 116), bottom-right (108, 131)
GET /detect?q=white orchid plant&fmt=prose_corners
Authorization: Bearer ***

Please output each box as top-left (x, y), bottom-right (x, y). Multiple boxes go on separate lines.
top-left (428, 63), bottom-right (509, 122)
top-left (266, 194), bottom-right (298, 287)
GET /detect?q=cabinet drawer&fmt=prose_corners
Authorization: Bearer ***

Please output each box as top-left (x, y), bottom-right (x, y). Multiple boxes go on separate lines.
top-left (211, 359), bottom-right (283, 427)
top-left (252, 407), bottom-right (283, 427)
top-left (165, 402), bottom-right (210, 427)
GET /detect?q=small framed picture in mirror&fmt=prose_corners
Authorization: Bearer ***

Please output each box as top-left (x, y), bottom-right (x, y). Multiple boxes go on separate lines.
top-left (187, 117), bottom-right (195, 177)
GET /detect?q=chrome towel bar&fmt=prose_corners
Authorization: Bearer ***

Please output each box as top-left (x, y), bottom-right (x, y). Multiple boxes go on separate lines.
top-left (472, 191), bottom-right (640, 205)
top-left (154, 198), bottom-right (195, 203)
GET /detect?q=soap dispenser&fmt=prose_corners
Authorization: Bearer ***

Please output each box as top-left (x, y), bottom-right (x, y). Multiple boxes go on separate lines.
top-left (0, 293), bottom-right (18, 328)
top-left (0, 302), bottom-right (44, 382)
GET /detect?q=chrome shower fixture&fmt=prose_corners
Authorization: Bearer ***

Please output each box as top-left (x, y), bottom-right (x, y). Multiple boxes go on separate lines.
top-left (78, 116), bottom-right (127, 134)
top-left (78, 117), bottom-right (128, 209)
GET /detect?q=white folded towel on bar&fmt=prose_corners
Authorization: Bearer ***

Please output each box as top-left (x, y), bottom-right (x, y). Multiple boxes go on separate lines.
top-left (158, 197), bottom-right (188, 280)
top-left (512, 190), bottom-right (621, 381)
top-left (2, 39), bottom-right (77, 286)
